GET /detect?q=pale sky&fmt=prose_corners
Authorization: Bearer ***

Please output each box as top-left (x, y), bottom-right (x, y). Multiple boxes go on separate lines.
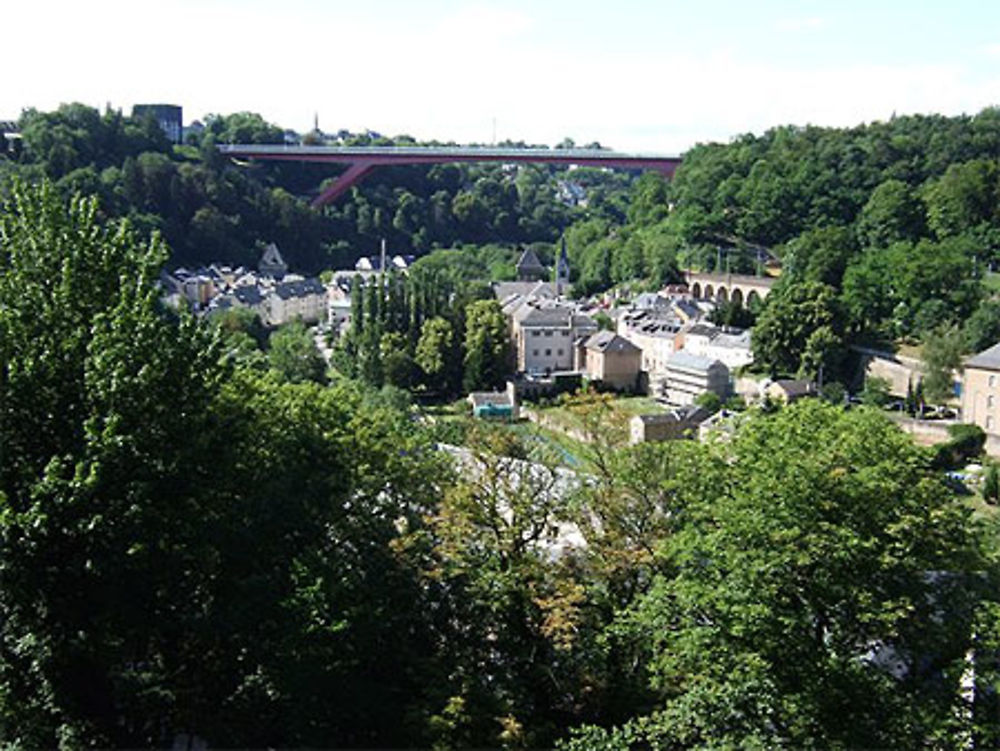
top-left (5, 0), bottom-right (1000, 153)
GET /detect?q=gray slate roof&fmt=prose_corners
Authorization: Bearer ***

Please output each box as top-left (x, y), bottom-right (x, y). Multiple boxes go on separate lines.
top-left (772, 379), bottom-right (816, 398)
top-left (494, 280), bottom-right (557, 302)
top-left (516, 248), bottom-right (546, 273)
top-left (634, 405), bottom-right (711, 424)
top-left (966, 342), bottom-right (1000, 371)
top-left (233, 285), bottom-right (264, 306)
top-left (713, 330), bottom-right (752, 350)
top-left (274, 277), bottom-right (325, 300)
top-left (685, 323), bottom-right (719, 339)
top-left (469, 391), bottom-right (514, 408)
top-left (585, 330), bottom-right (641, 354)
top-left (666, 350), bottom-right (726, 375)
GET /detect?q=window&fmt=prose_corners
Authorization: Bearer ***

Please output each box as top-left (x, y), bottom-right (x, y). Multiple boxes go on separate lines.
top-left (545, 349), bottom-right (552, 356)
top-left (532, 349), bottom-right (539, 357)
top-left (557, 349), bottom-right (564, 356)
top-left (991, 375), bottom-right (997, 388)
top-left (989, 416), bottom-right (995, 431)
top-left (990, 395), bottom-right (995, 409)
top-left (531, 330), bottom-right (540, 338)
top-left (544, 330), bottom-right (553, 337)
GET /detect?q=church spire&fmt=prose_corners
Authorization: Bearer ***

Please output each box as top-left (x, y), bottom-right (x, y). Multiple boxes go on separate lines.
top-left (556, 234), bottom-right (570, 296)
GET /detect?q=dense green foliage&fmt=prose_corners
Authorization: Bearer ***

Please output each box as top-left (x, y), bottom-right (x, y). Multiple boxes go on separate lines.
top-left (0, 182), bottom-right (451, 747)
top-left (332, 264), bottom-right (504, 395)
top-left (0, 104), bottom-right (636, 277)
top-left (9, 101), bottom-right (1000, 747)
top-left (562, 401), bottom-right (998, 749)
top-left (627, 108), bottom-right (1000, 377)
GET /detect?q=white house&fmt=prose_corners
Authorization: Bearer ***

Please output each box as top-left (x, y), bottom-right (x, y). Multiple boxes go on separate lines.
top-left (681, 323), bottom-right (753, 371)
top-left (512, 301), bottom-right (597, 374)
top-left (662, 351), bottom-right (730, 406)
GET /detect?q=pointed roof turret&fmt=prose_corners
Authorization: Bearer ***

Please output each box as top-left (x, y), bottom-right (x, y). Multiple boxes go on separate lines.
top-left (516, 247), bottom-right (546, 281)
top-left (258, 242), bottom-right (289, 278)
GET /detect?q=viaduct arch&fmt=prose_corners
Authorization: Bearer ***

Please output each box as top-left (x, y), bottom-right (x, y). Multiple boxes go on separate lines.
top-left (684, 271), bottom-right (775, 308)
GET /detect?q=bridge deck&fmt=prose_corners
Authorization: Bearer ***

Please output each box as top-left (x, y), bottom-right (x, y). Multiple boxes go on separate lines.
top-left (218, 144), bottom-right (682, 205)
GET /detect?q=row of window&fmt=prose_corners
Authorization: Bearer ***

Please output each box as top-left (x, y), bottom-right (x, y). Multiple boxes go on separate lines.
top-left (531, 349), bottom-right (565, 357)
top-left (530, 329), bottom-right (568, 338)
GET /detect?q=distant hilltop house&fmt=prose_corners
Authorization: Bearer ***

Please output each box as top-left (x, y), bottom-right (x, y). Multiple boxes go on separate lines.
top-left (0, 120), bottom-right (20, 155)
top-left (355, 254), bottom-right (415, 273)
top-left (132, 103), bottom-right (183, 144)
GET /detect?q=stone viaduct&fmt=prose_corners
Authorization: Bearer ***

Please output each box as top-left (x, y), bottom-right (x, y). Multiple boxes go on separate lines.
top-left (683, 271), bottom-right (776, 307)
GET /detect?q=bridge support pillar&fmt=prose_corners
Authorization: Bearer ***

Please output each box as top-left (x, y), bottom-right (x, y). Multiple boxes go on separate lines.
top-left (311, 160), bottom-right (377, 207)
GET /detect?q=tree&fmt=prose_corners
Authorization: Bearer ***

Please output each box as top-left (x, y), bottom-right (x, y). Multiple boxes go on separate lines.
top-left (983, 463), bottom-right (1000, 504)
top-left (0, 181), bottom-right (228, 745)
top-left (462, 299), bottom-right (510, 393)
top-left (694, 390), bottom-right (723, 415)
top-left (963, 299), bottom-right (1000, 353)
top-left (783, 225), bottom-right (858, 288)
top-left (856, 178), bottom-right (926, 249)
top-left (409, 426), bottom-right (600, 750)
top-left (860, 375), bottom-right (892, 407)
top-left (268, 320), bottom-right (326, 384)
top-left (752, 280), bottom-right (844, 377)
top-left (379, 331), bottom-right (415, 389)
top-left (922, 326), bottom-right (963, 403)
top-left (415, 316), bottom-right (458, 393)
top-left (923, 158), bottom-right (998, 239)
top-left (799, 324), bottom-right (845, 381)
top-left (564, 402), bottom-right (989, 749)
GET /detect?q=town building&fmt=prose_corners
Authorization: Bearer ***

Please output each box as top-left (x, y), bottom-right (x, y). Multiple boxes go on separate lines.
top-left (162, 267), bottom-right (216, 307)
top-left (661, 351), bottom-right (730, 406)
top-left (629, 405), bottom-right (711, 443)
top-left (576, 331), bottom-right (642, 392)
top-left (962, 342), bottom-right (1000, 435)
top-left (468, 382), bottom-right (519, 420)
top-left (681, 323), bottom-right (753, 370)
top-left (764, 379), bottom-right (817, 405)
top-left (511, 300), bottom-right (597, 374)
top-left (617, 310), bottom-right (683, 393)
top-left (267, 278), bottom-right (327, 325)
top-left (355, 254), bottom-right (415, 273)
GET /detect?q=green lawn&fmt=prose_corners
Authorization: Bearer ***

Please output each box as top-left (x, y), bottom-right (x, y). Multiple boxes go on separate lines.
top-left (526, 394), bottom-right (666, 435)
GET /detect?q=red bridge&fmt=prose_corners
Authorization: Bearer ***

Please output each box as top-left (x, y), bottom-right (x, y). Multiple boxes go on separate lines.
top-left (217, 144), bottom-right (682, 207)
